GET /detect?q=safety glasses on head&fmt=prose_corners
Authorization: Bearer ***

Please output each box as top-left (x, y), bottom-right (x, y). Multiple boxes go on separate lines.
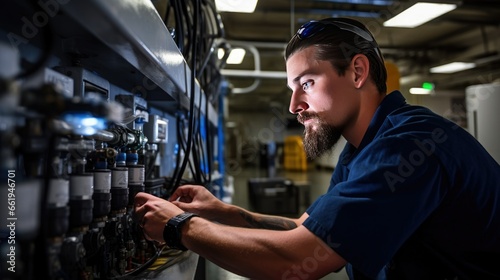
top-left (296, 20), bottom-right (375, 42)
top-left (296, 20), bottom-right (382, 59)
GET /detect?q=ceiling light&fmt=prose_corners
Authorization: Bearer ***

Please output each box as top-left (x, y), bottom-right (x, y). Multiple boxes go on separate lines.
top-left (313, 0), bottom-right (394, 6)
top-left (430, 62), bottom-right (476, 73)
top-left (219, 48), bottom-right (246, 64)
top-left (227, 48), bottom-right (246, 64)
top-left (215, 0), bottom-right (258, 13)
top-left (409, 87), bottom-right (432, 95)
top-left (383, 2), bottom-right (457, 28)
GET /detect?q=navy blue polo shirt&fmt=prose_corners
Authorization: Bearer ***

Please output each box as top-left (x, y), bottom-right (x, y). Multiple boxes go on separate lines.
top-left (303, 91), bottom-right (500, 279)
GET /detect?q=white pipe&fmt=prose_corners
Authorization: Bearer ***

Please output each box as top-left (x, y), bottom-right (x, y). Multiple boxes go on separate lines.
top-left (226, 40), bottom-right (286, 50)
top-left (232, 79), bottom-right (261, 94)
top-left (220, 69), bottom-right (287, 79)
top-left (221, 41), bottom-right (287, 94)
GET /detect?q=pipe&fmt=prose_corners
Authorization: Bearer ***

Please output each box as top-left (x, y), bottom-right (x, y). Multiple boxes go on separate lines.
top-left (92, 130), bottom-right (115, 142)
top-left (220, 69), bottom-right (287, 79)
top-left (232, 79), bottom-right (261, 94)
top-left (226, 40), bottom-right (286, 50)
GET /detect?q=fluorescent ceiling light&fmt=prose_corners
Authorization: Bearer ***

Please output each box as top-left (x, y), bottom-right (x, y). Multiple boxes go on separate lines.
top-left (384, 2), bottom-right (457, 28)
top-left (409, 87), bottom-right (432, 95)
top-left (313, 0), bottom-right (394, 6)
top-left (218, 48), bottom-right (246, 64)
top-left (430, 62), bottom-right (476, 73)
top-left (215, 0), bottom-right (258, 13)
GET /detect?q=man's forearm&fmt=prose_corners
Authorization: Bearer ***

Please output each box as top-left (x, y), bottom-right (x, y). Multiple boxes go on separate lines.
top-left (237, 208), bottom-right (298, 230)
top-left (181, 217), bottom-right (344, 279)
top-left (215, 203), bottom-right (298, 230)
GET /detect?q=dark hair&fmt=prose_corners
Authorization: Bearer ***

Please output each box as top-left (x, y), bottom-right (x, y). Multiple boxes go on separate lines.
top-left (285, 18), bottom-right (387, 94)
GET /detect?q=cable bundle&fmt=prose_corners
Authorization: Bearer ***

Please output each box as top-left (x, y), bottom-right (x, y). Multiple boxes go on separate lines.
top-left (161, 0), bottom-right (227, 194)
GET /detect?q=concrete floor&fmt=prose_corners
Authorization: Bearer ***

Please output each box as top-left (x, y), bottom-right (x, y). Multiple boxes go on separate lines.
top-left (201, 166), bottom-right (350, 280)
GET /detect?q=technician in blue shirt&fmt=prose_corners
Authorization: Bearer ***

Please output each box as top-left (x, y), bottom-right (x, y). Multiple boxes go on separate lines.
top-left (134, 17), bottom-right (500, 279)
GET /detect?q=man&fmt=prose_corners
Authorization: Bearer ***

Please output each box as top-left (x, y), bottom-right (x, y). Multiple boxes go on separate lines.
top-left (134, 18), bottom-right (500, 279)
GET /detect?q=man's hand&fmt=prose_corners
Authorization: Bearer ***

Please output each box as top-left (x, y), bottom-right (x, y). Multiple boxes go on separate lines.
top-left (169, 185), bottom-right (226, 221)
top-left (134, 192), bottom-right (184, 242)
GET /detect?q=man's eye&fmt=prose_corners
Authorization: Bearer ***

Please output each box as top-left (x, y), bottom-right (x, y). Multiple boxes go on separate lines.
top-left (302, 81), bottom-right (312, 91)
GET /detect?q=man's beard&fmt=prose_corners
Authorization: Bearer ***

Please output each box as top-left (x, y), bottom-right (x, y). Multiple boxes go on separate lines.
top-left (299, 114), bottom-right (341, 160)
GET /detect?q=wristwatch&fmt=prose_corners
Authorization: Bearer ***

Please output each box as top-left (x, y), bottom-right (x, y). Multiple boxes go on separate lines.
top-left (163, 212), bottom-right (199, 251)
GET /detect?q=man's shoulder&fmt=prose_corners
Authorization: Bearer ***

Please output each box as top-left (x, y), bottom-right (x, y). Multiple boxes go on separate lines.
top-left (388, 103), bottom-right (440, 122)
top-left (384, 104), bottom-right (461, 135)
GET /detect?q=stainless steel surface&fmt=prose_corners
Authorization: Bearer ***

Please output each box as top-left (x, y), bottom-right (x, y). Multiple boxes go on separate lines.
top-left (57, 0), bottom-right (217, 125)
top-left (92, 130), bottom-right (116, 142)
top-left (60, 0), bottom-right (186, 97)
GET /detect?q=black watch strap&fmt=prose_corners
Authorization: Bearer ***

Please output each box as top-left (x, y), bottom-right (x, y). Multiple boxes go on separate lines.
top-left (163, 212), bottom-right (198, 251)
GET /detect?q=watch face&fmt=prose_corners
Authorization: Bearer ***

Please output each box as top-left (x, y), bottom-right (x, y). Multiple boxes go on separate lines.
top-left (164, 225), bottom-right (176, 236)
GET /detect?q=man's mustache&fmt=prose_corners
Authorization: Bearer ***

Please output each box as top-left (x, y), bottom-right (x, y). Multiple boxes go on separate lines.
top-left (297, 113), bottom-right (318, 124)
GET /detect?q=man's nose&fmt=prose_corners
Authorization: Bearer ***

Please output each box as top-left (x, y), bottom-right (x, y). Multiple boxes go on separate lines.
top-left (289, 91), bottom-right (308, 114)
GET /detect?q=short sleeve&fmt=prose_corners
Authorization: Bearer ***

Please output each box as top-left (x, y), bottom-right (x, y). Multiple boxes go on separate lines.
top-left (306, 161), bottom-right (346, 215)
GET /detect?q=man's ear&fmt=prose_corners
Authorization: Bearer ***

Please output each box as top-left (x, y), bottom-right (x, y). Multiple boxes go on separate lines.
top-left (351, 54), bottom-right (370, 89)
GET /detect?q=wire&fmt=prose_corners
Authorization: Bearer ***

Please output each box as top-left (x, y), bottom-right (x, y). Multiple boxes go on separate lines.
top-left (145, 149), bottom-right (159, 179)
top-left (169, 114), bottom-right (183, 190)
top-left (196, 0), bottom-right (224, 80)
top-left (180, 0), bottom-right (193, 60)
top-left (177, 116), bottom-right (200, 183)
top-left (37, 132), bottom-right (57, 279)
top-left (165, 0), bottom-right (226, 195)
top-left (171, 0), bottom-right (184, 55)
top-left (107, 243), bottom-right (163, 279)
top-left (204, 88), bottom-right (213, 183)
top-left (172, 0), bottom-right (201, 191)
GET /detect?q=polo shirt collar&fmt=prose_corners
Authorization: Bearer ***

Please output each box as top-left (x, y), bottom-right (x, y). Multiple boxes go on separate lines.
top-left (340, 90), bottom-right (407, 165)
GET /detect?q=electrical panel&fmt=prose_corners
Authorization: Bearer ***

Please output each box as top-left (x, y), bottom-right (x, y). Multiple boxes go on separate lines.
top-left (0, 0), bottom-right (228, 279)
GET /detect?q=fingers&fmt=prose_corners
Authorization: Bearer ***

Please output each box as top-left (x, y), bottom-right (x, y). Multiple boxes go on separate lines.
top-left (134, 192), bottom-right (156, 206)
top-left (170, 199), bottom-right (188, 210)
top-left (134, 192), bottom-right (194, 243)
top-left (168, 185), bottom-right (199, 202)
top-left (134, 192), bottom-right (159, 224)
top-left (171, 196), bottom-right (200, 215)
top-left (168, 185), bottom-right (189, 201)
top-left (142, 231), bottom-right (152, 241)
top-left (134, 203), bottom-right (146, 225)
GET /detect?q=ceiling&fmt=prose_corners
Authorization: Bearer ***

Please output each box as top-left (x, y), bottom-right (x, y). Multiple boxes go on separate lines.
top-left (216, 0), bottom-right (500, 113)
